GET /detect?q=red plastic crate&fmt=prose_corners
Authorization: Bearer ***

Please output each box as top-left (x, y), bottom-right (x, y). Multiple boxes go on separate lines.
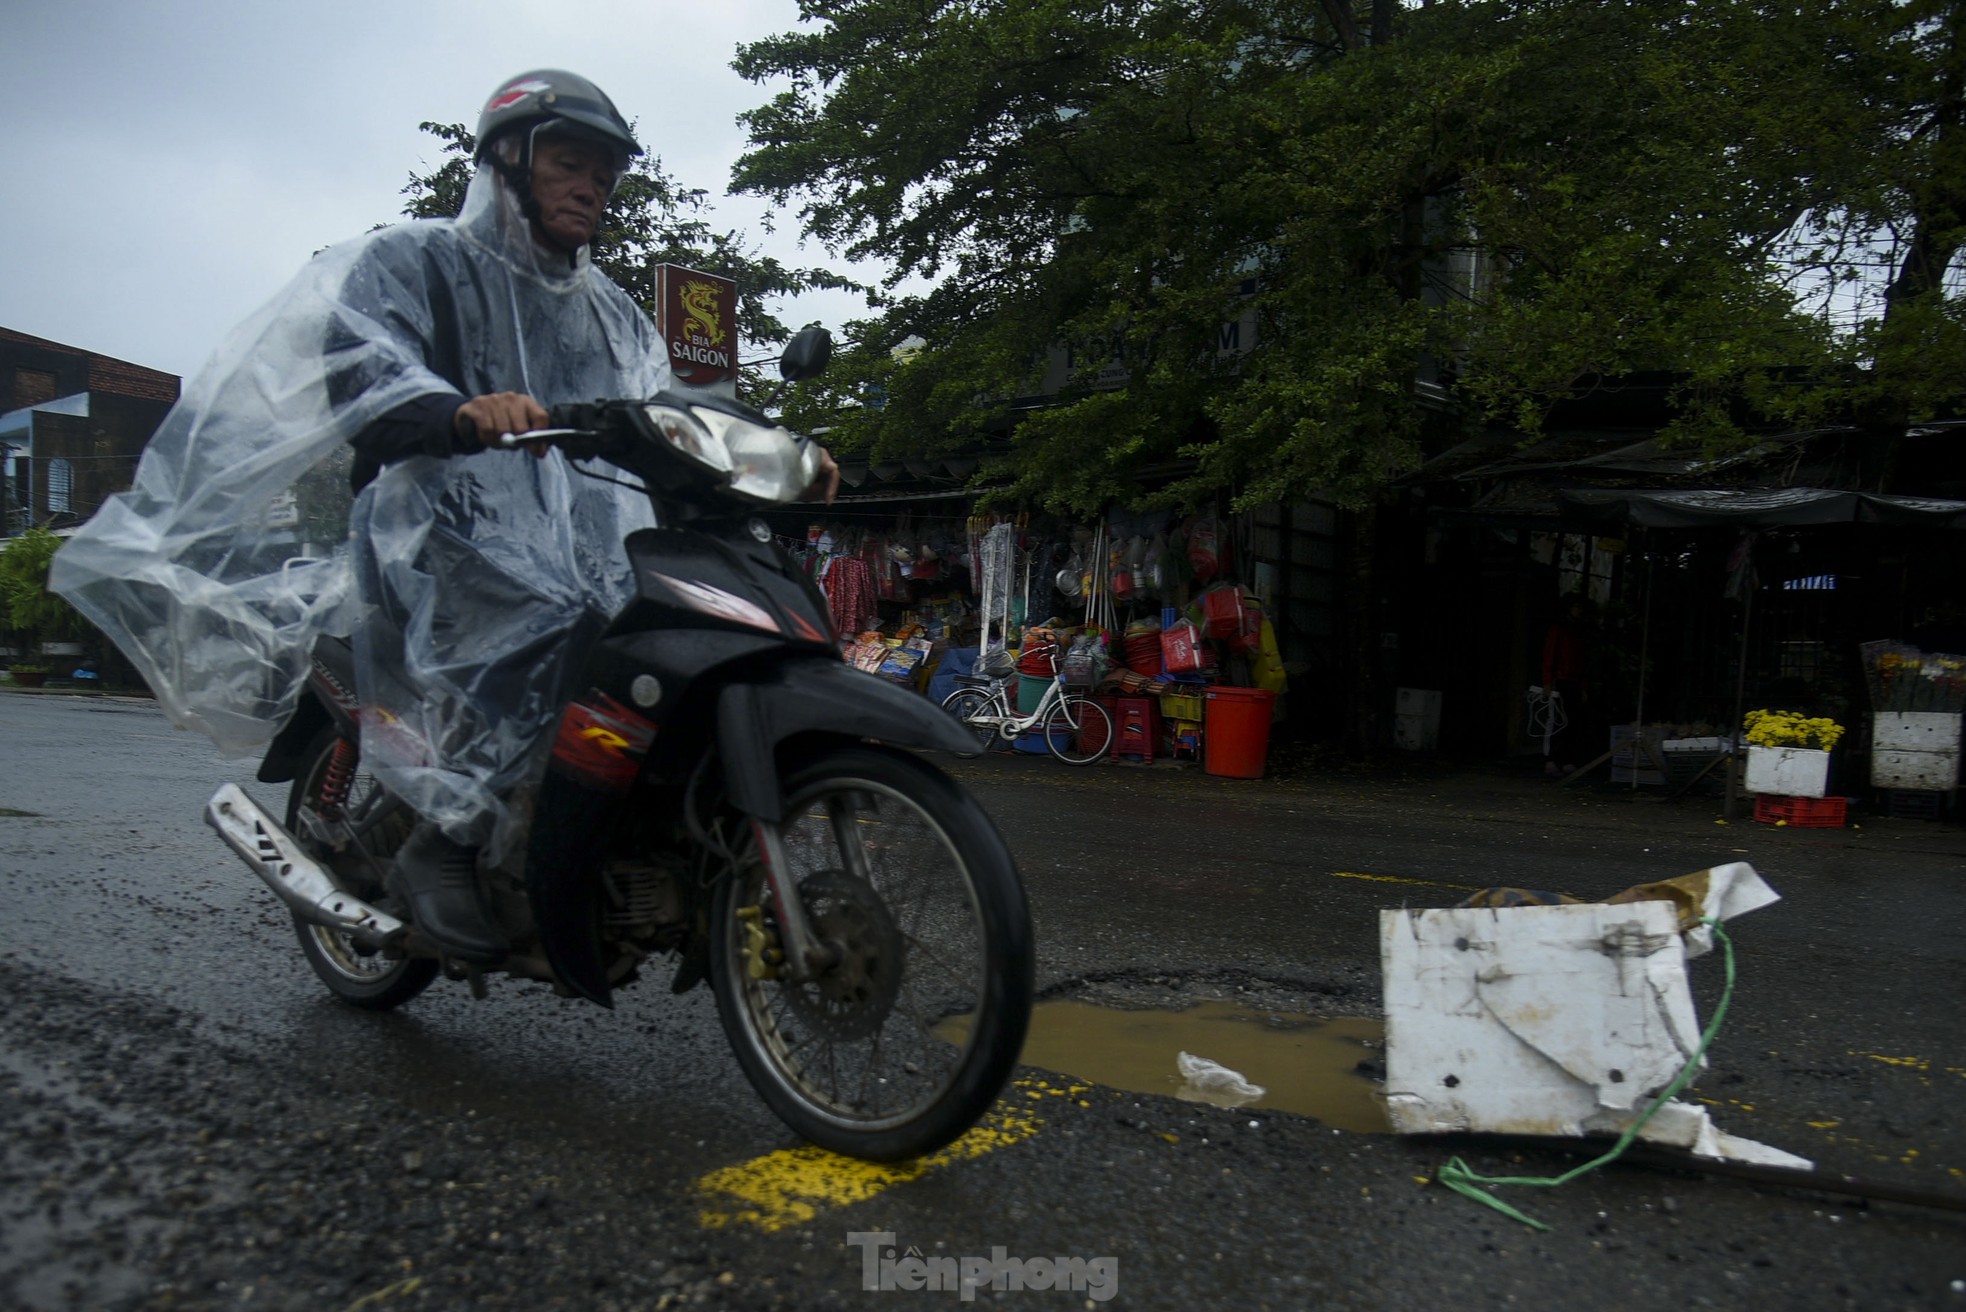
top-left (1752, 794), bottom-right (1847, 827)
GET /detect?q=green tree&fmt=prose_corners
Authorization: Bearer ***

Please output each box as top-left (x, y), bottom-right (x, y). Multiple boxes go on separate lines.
top-left (1773, 0), bottom-right (1966, 463)
top-left (731, 0), bottom-right (1958, 512)
top-left (2, 528), bottom-right (83, 666)
top-left (400, 121), bottom-right (866, 397)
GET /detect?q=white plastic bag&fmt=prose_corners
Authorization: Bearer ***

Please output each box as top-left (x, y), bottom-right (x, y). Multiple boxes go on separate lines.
top-left (1177, 1051), bottom-right (1265, 1104)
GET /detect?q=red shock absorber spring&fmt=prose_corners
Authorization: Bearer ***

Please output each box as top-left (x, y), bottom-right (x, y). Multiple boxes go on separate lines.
top-left (318, 737), bottom-right (359, 816)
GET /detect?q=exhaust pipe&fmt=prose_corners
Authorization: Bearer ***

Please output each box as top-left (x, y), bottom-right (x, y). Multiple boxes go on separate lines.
top-left (205, 783), bottom-right (405, 944)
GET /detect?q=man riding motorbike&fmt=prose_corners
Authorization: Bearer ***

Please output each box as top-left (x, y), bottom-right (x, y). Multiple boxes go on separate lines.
top-left (51, 70), bottom-right (837, 965)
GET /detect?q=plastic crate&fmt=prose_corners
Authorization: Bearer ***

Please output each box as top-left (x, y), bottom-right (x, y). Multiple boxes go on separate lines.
top-left (1881, 789), bottom-right (1947, 821)
top-left (1752, 795), bottom-right (1848, 828)
top-left (1160, 692), bottom-right (1205, 721)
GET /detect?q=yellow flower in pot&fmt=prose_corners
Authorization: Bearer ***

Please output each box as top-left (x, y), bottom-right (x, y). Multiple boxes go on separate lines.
top-left (1742, 709), bottom-right (1845, 751)
top-left (1742, 709), bottom-right (1843, 798)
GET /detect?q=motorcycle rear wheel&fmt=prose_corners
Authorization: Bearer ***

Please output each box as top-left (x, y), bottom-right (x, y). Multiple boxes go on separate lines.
top-left (710, 743), bottom-right (1033, 1161)
top-left (287, 730), bottom-right (438, 1010)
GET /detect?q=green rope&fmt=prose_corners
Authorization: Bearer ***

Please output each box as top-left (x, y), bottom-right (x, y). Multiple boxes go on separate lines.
top-left (1434, 916), bottom-right (1737, 1232)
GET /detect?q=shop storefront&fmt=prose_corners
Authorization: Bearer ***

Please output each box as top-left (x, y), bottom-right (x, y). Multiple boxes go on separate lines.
top-left (766, 493), bottom-right (1303, 777)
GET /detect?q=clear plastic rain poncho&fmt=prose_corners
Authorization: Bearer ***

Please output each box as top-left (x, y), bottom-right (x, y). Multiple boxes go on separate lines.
top-left (51, 163), bottom-right (670, 858)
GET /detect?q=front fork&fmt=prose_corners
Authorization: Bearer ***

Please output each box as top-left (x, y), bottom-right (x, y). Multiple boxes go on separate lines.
top-left (750, 819), bottom-right (836, 982)
top-left (746, 796), bottom-right (873, 982)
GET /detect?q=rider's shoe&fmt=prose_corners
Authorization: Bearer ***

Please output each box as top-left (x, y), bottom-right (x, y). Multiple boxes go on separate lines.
top-left (393, 823), bottom-right (508, 966)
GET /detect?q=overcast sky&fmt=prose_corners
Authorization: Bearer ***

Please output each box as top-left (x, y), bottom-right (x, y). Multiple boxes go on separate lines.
top-left (2, 0), bottom-right (874, 382)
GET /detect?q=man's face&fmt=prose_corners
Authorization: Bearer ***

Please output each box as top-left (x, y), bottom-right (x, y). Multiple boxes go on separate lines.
top-left (529, 134), bottom-right (620, 252)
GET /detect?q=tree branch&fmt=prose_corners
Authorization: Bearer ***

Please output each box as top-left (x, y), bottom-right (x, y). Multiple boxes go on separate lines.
top-left (1320, 0), bottom-right (1365, 53)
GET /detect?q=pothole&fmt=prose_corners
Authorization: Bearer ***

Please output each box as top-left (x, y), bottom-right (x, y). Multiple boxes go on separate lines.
top-left (980, 999), bottom-right (1387, 1132)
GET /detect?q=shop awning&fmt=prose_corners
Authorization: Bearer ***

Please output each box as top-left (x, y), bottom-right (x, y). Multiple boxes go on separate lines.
top-left (1550, 487), bottom-right (1966, 530)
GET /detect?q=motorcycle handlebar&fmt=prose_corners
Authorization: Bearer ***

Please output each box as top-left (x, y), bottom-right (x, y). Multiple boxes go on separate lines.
top-left (493, 423), bottom-right (617, 464)
top-left (496, 428), bottom-right (587, 448)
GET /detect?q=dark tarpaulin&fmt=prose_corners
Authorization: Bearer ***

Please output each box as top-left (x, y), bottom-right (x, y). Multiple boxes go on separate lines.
top-left (1525, 485), bottom-right (1965, 818)
top-left (1553, 487), bottom-right (1966, 530)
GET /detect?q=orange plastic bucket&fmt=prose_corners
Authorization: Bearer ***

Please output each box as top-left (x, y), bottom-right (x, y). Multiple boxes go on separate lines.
top-left (1204, 686), bottom-right (1277, 778)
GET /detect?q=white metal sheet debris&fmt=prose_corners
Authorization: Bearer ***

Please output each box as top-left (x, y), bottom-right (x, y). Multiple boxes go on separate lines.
top-left (1380, 862), bottom-right (1808, 1168)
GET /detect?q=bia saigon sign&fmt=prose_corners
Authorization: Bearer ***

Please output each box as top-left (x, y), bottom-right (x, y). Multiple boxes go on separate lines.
top-left (656, 264), bottom-right (739, 396)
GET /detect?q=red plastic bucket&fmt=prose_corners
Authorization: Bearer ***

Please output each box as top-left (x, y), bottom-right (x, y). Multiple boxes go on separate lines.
top-left (1203, 686), bottom-right (1277, 778)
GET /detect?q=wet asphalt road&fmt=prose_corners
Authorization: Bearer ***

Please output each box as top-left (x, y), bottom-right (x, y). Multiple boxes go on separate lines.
top-left (1, 690), bottom-right (1962, 1311)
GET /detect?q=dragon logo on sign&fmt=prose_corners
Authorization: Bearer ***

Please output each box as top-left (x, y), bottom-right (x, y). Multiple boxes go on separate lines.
top-left (680, 280), bottom-right (728, 350)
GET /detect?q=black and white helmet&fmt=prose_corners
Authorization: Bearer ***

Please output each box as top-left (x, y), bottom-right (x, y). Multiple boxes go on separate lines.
top-left (475, 69), bottom-right (641, 169)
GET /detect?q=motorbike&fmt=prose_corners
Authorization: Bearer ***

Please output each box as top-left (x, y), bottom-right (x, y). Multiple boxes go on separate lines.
top-left (204, 328), bottom-right (1034, 1161)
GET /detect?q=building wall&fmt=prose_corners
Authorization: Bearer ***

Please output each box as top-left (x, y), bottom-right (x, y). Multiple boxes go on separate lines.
top-left (3, 328), bottom-right (179, 409)
top-left (2, 328), bottom-right (179, 531)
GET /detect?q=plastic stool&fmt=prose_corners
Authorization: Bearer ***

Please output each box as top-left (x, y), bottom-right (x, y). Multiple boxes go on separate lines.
top-left (1113, 696), bottom-right (1160, 762)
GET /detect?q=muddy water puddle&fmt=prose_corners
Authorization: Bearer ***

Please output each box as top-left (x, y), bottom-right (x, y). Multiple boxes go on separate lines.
top-left (1011, 1000), bottom-right (1388, 1132)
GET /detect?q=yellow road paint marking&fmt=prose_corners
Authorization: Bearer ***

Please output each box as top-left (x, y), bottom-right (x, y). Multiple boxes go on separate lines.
top-left (696, 1079), bottom-right (1089, 1232)
top-left (1329, 870), bottom-right (1483, 893)
top-left (1701, 1096), bottom-right (1756, 1113)
top-left (1849, 1050), bottom-right (1932, 1073)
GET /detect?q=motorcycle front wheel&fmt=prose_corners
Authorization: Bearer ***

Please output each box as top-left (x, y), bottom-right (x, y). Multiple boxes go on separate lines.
top-left (287, 729), bottom-right (438, 1010)
top-left (710, 743), bottom-right (1033, 1161)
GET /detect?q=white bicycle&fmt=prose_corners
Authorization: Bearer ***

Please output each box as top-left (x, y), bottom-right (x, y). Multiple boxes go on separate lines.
top-left (941, 648), bottom-right (1116, 766)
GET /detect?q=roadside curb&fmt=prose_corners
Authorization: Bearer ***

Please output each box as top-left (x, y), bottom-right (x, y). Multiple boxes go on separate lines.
top-left (0, 685), bottom-right (152, 699)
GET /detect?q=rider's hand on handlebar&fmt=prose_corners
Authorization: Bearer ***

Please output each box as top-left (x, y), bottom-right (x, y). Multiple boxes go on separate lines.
top-left (806, 444), bottom-right (841, 505)
top-left (455, 392), bottom-right (551, 459)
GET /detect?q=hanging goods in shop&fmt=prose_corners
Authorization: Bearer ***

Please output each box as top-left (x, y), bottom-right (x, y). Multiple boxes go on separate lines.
top-left (975, 520), bottom-right (1020, 667)
top-left (1162, 618), bottom-right (1213, 675)
top-left (823, 554), bottom-right (876, 638)
top-left (1079, 521), bottom-right (1118, 635)
top-left (1187, 514), bottom-right (1224, 582)
top-left (1198, 584), bottom-right (1265, 652)
top-left (1200, 584), bottom-right (1246, 640)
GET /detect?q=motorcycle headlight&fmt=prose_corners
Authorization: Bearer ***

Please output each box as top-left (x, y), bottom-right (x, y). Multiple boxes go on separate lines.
top-left (692, 408), bottom-right (819, 504)
top-left (642, 404), bottom-right (733, 475)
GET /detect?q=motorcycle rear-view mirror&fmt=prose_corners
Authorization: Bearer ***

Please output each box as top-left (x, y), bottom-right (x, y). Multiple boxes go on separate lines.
top-left (779, 326), bottom-right (833, 382)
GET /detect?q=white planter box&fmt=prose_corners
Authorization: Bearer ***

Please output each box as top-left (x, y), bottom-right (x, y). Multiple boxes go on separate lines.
top-left (1870, 712), bottom-right (1962, 790)
top-left (1745, 745), bottom-right (1831, 798)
